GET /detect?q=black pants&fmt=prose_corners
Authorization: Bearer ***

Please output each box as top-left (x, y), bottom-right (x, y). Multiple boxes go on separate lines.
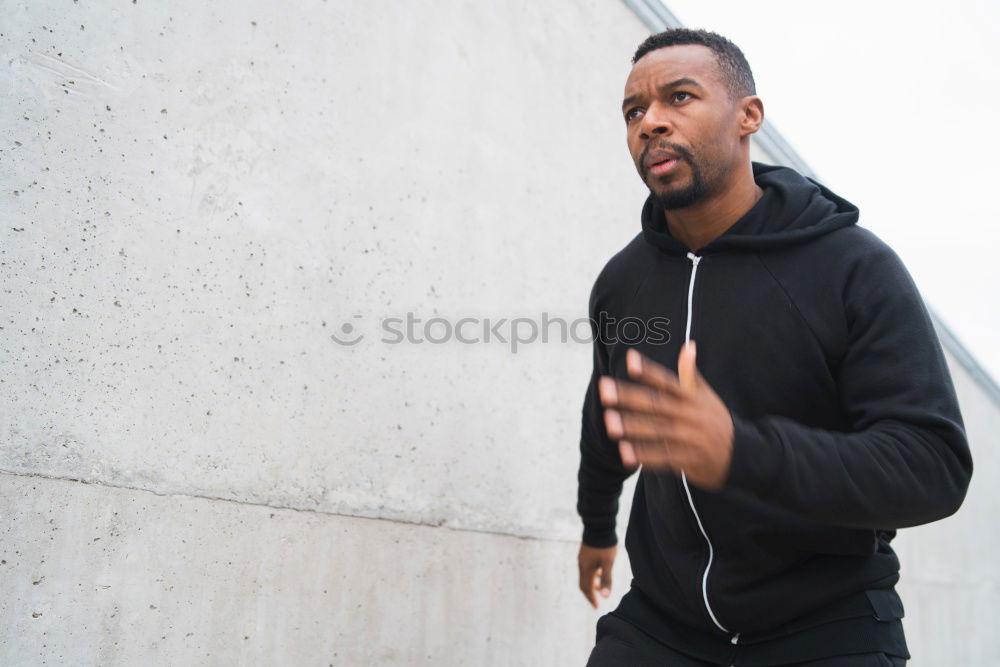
top-left (586, 614), bottom-right (907, 667)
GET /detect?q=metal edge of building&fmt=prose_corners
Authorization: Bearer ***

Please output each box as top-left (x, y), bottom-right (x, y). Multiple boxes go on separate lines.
top-left (932, 314), bottom-right (1000, 407)
top-left (620, 0), bottom-right (1000, 408)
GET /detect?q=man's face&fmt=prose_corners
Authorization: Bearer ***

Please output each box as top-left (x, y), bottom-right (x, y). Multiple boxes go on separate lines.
top-left (622, 45), bottom-right (743, 210)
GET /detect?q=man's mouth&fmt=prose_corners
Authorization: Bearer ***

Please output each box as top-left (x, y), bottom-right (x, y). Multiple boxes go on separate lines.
top-left (644, 146), bottom-right (685, 177)
top-left (648, 157), bottom-right (680, 176)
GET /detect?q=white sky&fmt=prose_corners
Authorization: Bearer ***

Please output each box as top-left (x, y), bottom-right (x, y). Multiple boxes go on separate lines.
top-left (660, 0), bottom-right (1000, 385)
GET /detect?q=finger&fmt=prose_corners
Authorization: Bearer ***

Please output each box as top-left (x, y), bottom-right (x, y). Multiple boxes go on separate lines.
top-left (649, 432), bottom-right (703, 471)
top-left (629, 439), bottom-right (676, 468)
top-left (600, 377), bottom-right (684, 414)
top-left (604, 408), bottom-right (681, 441)
top-left (626, 421), bottom-right (699, 450)
top-left (678, 340), bottom-right (697, 392)
top-left (598, 376), bottom-right (619, 406)
top-left (579, 565), bottom-right (598, 608)
top-left (619, 440), bottom-right (638, 468)
top-left (599, 559), bottom-right (613, 598)
top-left (626, 348), bottom-right (682, 392)
top-left (628, 423), bottom-right (702, 469)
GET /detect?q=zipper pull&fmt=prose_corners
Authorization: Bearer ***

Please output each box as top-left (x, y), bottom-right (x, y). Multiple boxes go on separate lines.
top-left (730, 632), bottom-right (741, 645)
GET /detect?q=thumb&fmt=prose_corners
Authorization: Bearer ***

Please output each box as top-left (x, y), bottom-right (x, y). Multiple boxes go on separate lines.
top-left (678, 340), bottom-right (698, 392)
top-left (599, 558), bottom-right (614, 598)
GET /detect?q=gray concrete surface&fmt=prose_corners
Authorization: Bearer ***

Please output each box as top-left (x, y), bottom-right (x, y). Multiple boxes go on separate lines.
top-left (0, 472), bottom-right (595, 666)
top-left (1, 0), bottom-right (649, 663)
top-left (0, 0), bottom-right (647, 542)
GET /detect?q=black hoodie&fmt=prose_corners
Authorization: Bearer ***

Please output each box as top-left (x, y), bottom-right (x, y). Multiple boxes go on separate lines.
top-left (577, 162), bottom-right (973, 661)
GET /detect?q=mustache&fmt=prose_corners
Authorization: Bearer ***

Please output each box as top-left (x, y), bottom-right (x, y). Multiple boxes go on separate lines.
top-left (641, 140), bottom-right (695, 168)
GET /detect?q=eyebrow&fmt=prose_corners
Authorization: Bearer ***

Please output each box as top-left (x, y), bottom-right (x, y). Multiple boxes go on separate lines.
top-left (622, 77), bottom-right (704, 112)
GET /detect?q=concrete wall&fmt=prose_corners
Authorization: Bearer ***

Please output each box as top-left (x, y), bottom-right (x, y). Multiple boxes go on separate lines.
top-left (0, 0), bottom-right (647, 543)
top-left (1, 0), bottom-right (996, 665)
top-left (0, 473), bottom-right (595, 665)
top-left (1, 0), bottom-right (650, 664)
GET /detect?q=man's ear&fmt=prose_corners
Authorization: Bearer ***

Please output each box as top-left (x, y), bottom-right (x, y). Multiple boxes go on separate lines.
top-left (738, 96), bottom-right (764, 137)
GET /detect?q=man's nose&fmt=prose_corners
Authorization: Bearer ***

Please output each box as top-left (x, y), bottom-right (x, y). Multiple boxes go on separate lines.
top-left (639, 104), bottom-right (673, 139)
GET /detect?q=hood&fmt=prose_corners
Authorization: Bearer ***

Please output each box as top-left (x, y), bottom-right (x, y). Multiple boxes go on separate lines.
top-left (641, 162), bottom-right (859, 255)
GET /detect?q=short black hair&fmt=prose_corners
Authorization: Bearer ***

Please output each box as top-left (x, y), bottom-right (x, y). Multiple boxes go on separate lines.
top-left (632, 28), bottom-right (755, 100)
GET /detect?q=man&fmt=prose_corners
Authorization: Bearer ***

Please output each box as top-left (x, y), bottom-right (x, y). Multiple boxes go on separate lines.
top-left (576, 29), bottom-right (972, 666)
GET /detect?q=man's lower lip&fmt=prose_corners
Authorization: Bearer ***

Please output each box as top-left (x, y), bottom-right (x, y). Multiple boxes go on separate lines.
top-left (649, 158), bottom-right (679, 175)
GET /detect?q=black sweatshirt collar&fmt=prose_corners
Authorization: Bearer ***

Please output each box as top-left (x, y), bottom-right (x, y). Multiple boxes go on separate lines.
top-left (641, 162), bottom-right (860, 256)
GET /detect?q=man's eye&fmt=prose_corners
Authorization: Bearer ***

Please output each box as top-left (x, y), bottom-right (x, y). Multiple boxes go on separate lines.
top-left (673, 92), bottom-right (692, 103)
top-left (625, 108), bottom-right (643, 122)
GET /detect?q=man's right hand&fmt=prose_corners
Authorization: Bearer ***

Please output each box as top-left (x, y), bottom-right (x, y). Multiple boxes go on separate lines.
top-left (578, 543), bottom-right (617, 609)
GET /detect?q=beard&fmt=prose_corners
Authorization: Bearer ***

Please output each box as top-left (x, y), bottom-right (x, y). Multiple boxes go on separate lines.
top-left (643, 141), bottom-right (710, 210)
top-left (653, 166), bottom-right (706, 210)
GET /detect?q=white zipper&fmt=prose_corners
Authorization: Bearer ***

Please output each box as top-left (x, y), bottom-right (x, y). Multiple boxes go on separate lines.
top-left (681, 252), bottom-right (732, 637)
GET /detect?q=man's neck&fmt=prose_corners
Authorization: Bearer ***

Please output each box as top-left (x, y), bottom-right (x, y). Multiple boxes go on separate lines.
top-left (664, 162), bottom-right (763, 253)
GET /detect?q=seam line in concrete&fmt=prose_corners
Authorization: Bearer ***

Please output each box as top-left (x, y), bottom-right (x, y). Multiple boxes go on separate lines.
top-left (0, 467), bottom-right (576, 545)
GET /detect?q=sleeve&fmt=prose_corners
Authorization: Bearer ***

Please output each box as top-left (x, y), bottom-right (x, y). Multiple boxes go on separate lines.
top-left (724, 243), bottom-right (973, 530)
top-left (576, 280), bottom-right (635, 547)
